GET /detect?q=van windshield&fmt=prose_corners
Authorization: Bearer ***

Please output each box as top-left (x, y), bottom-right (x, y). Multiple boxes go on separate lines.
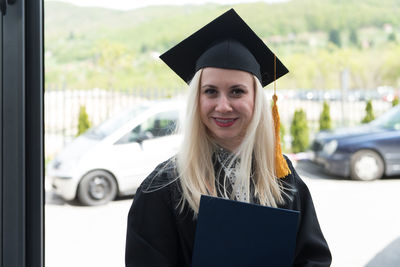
top-left (85, 105), bottom-right (150, 140)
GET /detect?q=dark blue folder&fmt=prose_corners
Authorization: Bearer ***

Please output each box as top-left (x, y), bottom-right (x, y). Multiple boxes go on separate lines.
top-left (191, 195), bottom-right (300, 267)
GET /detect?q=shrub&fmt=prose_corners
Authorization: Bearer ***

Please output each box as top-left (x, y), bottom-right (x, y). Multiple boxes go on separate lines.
top-left (280, 122), bottom-right (286, 152)
top-left (392, 96), bottom-right (399, 107)
top-left (290, 109), bottom-right (309, 153)
top-left (77, 105), bottom-right (91, 136)
top-left (361, 100), bottom-right (375, 124)
top-left (319, 101), bottom-right (332, 131)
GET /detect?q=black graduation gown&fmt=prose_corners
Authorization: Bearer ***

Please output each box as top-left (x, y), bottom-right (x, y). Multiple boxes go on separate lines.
top-left (125, 157), bottom-right (332, 267)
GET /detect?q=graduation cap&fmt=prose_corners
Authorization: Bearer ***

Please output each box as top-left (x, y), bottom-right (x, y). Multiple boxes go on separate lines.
top-left (160, 8), bottom-right (291, 178)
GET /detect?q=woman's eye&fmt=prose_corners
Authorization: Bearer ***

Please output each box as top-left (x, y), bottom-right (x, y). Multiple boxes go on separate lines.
top-left (204, 88), bottom-right (217, 95)
top-left (231, 88), bottom-right (245, 96)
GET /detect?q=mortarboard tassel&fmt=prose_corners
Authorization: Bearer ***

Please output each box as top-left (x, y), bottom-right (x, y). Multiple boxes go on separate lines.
top-left (272, 55), bottom-right (291, 178)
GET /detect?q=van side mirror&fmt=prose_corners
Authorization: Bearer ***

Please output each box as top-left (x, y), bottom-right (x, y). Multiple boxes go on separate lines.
top-left (134, 131), bottom-right (153, 144)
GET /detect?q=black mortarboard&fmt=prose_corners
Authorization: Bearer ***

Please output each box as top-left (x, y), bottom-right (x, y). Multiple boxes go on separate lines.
top-left (159, 8), bottom-right (289, 87)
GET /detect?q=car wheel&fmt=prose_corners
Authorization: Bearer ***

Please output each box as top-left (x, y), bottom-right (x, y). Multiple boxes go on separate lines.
top-left (77, 170), bottom-right (118, 206)
top-left (350, 150), bottom-right (384, 181)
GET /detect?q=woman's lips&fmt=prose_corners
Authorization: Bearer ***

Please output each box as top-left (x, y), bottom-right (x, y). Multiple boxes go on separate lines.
top-left (213, 117), bottom-right (237, 127)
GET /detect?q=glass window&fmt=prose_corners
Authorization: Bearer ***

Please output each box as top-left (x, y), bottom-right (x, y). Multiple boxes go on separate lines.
top-left (116, 110), bottom-right (178, 144)
top-left (86, 105), bottom-right (150, 140)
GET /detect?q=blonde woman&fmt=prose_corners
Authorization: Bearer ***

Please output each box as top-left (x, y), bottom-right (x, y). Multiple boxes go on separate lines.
top-left (126, 9), bottom-right (331, 267)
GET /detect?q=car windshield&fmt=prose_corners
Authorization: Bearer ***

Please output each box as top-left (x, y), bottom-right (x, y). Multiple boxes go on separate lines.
top-left (369, 106), bottom-right (400, 130)
top-left (85, 104), bottom-right (150, 140)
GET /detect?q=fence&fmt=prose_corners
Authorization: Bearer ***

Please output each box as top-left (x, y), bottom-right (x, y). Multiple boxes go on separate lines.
top-left (45, 86), bottom-right (393, 158)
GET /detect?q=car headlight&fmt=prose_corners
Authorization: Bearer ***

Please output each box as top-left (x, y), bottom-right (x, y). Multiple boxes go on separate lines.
top-left (322, 140), bottom-right (338, 156)
top-left (48, 158), bottom-right (78, 173)
top-left (52, 159), bottom-right (62, 170)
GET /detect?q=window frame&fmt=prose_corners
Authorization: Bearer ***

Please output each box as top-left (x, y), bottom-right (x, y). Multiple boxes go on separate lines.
top-left (1, 0), bottom-right (44, 266)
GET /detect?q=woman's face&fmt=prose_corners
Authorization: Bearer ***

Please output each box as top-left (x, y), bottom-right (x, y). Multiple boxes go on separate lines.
top-left (199, 67), bottom-right (255, 151)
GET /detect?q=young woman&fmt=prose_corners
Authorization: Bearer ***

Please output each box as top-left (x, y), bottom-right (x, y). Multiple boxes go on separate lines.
top-left (125, 9), bottom-right (331, 267)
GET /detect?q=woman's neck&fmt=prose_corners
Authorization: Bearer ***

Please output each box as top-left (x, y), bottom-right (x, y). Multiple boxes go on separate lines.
top-left (214, 141), bottom-right (239, 153)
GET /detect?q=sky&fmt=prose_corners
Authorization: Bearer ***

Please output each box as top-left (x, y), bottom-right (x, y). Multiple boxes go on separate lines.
top-left (46, 0), bottom-right (288, 10)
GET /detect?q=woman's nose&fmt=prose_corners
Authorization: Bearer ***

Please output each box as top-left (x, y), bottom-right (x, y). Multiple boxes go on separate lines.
top-left (215, 95), bottom-right (233, 113)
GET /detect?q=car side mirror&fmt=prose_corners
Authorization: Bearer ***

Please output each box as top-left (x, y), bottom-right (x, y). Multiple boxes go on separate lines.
top-left (135, 131), bottom-right (153, 144)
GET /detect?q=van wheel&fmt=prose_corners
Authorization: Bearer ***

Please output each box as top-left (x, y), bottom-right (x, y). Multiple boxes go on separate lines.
top-left (77, 170), bottom-right (117, 206)
top-left (350, 150), bottom-right (384, 181)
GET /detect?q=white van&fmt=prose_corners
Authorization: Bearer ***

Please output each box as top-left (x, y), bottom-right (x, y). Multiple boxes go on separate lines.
top-left (47, 101), bottom-right (183, 205)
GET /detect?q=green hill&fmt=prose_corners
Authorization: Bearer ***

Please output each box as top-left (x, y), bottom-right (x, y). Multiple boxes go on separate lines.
top-left (44, 0), bottom-right (400, 90)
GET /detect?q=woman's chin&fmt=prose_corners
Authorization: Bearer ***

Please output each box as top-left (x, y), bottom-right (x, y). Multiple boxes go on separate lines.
top-left (212, 135), bottom-right (242, 149)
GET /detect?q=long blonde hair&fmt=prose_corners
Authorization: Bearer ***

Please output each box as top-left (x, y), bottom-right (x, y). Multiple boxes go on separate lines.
top-left (176, 69), bottom-right (285, 214)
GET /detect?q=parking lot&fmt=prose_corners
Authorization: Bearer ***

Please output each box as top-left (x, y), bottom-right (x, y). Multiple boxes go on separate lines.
top-left (45, 160), bottom-right (400, 267)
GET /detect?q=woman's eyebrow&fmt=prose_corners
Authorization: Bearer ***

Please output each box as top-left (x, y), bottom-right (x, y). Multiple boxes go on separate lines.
top-left (201, 84), bottom-right (217, 89)
top-left (230, 84), bottom-right (248, 88)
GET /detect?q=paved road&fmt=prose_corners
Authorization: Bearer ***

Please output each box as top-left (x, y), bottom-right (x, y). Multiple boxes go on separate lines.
top-left (45, 160), bottom-right (400, 267)
top-left (296, 160), bottom-right (400, 267)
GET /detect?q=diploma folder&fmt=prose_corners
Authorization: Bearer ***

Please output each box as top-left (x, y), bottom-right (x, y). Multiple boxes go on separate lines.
top-left (191, 195), bottom-right (300, 267)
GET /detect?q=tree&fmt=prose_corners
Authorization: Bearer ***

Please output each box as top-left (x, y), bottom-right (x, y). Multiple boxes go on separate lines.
top-left (388, 32), bottom-right (397, 42)
top-left (349, 28), bottom-right (359, 47)
top-left (290, 109), bottom-right (309, 153)
top-left (319, 101), bottom-right (332, 130)
top-left (92, 40), bottom-right (132, 89)
top-left (77, 105), bottom-right (91, 136)
top-left (328, 29), bottom-right (341, 47)
top-left (361, 100), bottom-right (375, 124)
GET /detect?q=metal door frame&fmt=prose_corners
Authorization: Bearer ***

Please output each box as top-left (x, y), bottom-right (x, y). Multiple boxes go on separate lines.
top-left (1, 0), bottom-right (44, 266)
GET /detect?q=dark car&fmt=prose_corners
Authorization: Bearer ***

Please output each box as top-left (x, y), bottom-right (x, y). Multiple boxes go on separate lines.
top-left (311, 105), bottom-right (400, 181)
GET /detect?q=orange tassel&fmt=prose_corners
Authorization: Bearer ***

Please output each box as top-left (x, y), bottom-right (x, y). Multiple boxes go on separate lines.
top-left (272, 54), bottom-right (291, 178)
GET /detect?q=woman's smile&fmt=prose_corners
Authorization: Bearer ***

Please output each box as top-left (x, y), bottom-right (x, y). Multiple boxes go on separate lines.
top-left (213, 117), bottom-right (238, 127)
